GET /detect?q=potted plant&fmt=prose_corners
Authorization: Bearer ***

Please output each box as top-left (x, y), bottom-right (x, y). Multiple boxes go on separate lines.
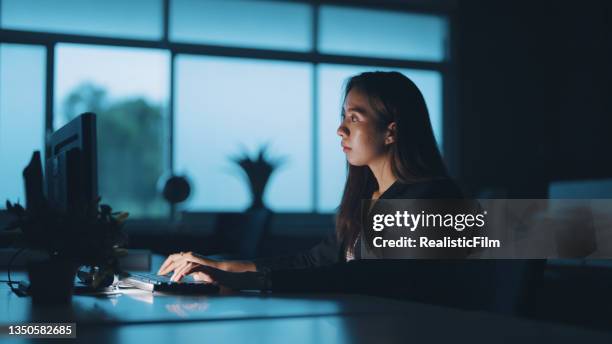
top-left (4, 198), bottom-right (129, 305)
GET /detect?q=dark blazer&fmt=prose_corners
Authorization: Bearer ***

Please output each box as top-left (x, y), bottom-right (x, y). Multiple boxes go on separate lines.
top-left (253, 178), bottom-right (463, 272)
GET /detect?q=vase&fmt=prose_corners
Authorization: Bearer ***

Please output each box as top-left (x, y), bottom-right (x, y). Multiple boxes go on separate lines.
top-left (249, 187), bottom-right (266, 210)
top-left (247, 174), bottom-right (271, 210)
top-left (27, 258), bottom-right (79, 305)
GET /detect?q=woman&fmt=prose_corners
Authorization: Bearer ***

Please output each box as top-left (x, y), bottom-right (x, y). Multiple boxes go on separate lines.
top-left (158, 71), bottom-right (463, 292)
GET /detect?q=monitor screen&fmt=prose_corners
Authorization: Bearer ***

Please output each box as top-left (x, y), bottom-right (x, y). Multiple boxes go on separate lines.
top-left (45, 112), bottom-right (98, 216)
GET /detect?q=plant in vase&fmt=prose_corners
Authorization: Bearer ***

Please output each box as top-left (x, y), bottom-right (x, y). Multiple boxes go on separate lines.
top-left (229, 144), bottom-right (286, 210)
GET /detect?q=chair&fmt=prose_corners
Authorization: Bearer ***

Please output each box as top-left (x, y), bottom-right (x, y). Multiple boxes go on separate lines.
top-left (209, 208), bottom-right (272, 260)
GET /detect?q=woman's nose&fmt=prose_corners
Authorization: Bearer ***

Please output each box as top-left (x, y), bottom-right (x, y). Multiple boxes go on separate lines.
top-left (337, 124), bottom-right (349, 138)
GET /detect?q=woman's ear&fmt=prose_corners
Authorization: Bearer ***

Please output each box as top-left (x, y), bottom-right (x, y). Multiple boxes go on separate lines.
top-left (385, 122), bottom-right (397, 145)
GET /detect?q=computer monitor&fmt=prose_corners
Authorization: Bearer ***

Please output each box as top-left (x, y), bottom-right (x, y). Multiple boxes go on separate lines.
top-left (45, 112), bottom-right (98, 216)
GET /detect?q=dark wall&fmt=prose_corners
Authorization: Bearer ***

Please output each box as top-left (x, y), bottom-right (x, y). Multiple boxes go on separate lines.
top-left (454, 0), bottom-right (612, 197)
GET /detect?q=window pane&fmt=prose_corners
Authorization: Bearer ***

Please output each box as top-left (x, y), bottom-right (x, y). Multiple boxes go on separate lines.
top-left (0, 44), bottom-right (46, 207)
top-left (1, 0), bottom-right (163, 39)
top-left (319, 6), bottom-right (448, 62)
top-left (55, 44), bottom-right (170, 218)
top-left (171, 0), bottom-right (312, 51)
top-left (317, 65), bottom-right (443, 212)
top-left (175, 55), bottom-right (312, 211)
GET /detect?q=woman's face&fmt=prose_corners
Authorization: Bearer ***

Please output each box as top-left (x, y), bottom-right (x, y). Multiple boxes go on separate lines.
top-left (337, 88), bottom-right (388, 166)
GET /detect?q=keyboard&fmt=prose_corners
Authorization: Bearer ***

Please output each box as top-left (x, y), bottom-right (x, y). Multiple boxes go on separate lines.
top-left (120, 272), bottom-right (219, 294)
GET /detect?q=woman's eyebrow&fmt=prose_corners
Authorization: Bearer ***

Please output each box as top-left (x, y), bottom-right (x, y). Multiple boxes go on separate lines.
top-left (344, 106), bottom-right (368, 115)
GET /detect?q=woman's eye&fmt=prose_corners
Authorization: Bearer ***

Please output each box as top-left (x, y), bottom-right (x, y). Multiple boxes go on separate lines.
top-left (341, 113), bottom-right (358, 123)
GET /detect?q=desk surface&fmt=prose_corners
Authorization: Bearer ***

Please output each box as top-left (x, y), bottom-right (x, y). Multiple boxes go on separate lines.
top-left (1, 271), bottom-right (611, 344)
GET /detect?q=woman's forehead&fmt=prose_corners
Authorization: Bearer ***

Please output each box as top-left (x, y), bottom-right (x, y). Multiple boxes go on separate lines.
top-left (344, 89), bottom-right (373, 114)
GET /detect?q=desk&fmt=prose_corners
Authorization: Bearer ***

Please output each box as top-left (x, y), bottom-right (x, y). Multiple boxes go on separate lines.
top-left (0, 271), bottom-right (610, 344)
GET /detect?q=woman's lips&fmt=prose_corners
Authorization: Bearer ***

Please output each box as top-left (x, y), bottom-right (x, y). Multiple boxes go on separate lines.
top-left (342, 145), bottom-right (351, 152)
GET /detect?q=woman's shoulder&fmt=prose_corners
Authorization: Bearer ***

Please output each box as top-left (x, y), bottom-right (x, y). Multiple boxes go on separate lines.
top-left (382, 177), bottom-right (464, 199)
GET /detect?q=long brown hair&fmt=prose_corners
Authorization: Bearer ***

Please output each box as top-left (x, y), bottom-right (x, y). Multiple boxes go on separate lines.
top-left (335, 71), bottom-right (449, 248)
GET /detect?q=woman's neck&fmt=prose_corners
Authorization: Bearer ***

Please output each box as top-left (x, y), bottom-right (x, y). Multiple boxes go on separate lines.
top-left (369, 155), bottom-right (397, 198)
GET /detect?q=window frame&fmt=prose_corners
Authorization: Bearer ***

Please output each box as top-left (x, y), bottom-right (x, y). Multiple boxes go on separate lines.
top-left (0, 0), bottom-right (457, 218)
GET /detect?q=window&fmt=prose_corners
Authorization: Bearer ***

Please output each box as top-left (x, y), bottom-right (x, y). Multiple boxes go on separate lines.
top-left (54, 44), bottom-right (170, 218)
top-left (319, 6), bottom-right (448, 61)
top-left (1, 0), bottom-right (163, 39)
top-left (1, 2), bottom-right (450, 216)
top-left (0, 44), bottom-right (46, 205)
top-left (170, 0), bottom-right (312, 51)
top-left (175, 55), bottom-right (312, 211)
top-left (317, 65), bottom-right (443, 212)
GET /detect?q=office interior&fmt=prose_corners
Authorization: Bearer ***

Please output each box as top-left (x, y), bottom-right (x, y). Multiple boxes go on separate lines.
top-left (1, 0), bottom-right (612, 339)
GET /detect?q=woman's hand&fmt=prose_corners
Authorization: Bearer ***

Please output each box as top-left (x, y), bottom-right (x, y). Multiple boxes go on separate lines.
top-left (157, 251), bottom-right (216, 278)
top-left (178, 264), bottom-right (269, 291)
top-left (158, 251), bottom-right (258, 281)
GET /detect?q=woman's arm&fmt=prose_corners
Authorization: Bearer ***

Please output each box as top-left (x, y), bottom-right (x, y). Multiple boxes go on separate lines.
top-left (217, 260), bottom-right (256, 272)
top-left (187, 259), bottom-right (536, 309)
top-left (181, 259), bottom-right (405, 293)
top-left (160, 232), bottom-right (341, 281)
top-left (251, 232), bottom-right (341, 272)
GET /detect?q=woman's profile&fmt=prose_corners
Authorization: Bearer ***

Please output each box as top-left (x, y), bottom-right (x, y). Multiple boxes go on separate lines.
top-left (158, 71), bottom-right (463, 292)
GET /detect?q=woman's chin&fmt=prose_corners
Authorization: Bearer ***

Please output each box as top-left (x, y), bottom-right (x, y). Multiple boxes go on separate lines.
top-left (346, 157), bottom-right (366, 166)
